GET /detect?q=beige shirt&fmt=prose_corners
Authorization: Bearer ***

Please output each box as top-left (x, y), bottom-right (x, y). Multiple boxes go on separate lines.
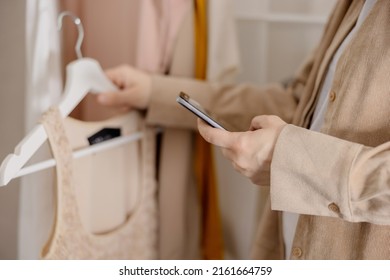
top-left (282, 0), bottom-right (378, 259)
top-left (146, 0), bottom-right (390, 259)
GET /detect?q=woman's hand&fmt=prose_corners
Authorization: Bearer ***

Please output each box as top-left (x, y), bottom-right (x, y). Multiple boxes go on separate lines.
top-left (197, 115), bottom-right (287, 185)
top-left (97, 65), bottom-right (152, 110)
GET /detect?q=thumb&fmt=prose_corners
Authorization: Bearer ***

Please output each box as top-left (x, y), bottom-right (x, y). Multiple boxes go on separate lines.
top-left (250, 115), bottom-right (273, 130)
top-left (250, 115), bottom-right (286, 131)
top-left (197, 118), bottom-right (234, 148)
top-left (249, 115), bottom-right (283, 130)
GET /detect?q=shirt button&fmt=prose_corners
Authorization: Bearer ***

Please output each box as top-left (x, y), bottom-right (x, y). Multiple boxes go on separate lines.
top-left (292, 247), bottom-right (302, 258)
top-left (329, 90), bottom-right (336, 102)
top-left (328, 203), bottom-right (340, 213)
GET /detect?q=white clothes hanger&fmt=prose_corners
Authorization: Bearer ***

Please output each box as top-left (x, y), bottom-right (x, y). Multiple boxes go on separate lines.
top-left (0, 11), bottom-right (118, 187)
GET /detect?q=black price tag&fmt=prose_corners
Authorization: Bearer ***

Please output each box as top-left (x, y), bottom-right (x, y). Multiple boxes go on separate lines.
top-left (87, 128), bottom-right (121, 146)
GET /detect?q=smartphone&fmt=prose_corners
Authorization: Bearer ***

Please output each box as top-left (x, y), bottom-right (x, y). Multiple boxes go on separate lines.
top-left (176, 92), bottom-right (227, 130)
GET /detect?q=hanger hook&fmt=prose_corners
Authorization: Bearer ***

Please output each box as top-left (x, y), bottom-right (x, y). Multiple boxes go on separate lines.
top-left (58, 11), bottom-right (84, 59)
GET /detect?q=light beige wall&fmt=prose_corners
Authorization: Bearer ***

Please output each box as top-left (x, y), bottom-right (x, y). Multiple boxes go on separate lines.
top-left (0, 0), bottom-right (26, 259)
top-left (233, 0), bottom-right (337, 85)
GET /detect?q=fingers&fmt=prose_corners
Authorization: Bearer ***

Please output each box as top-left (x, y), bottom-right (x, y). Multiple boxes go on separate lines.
top-left (197, 119), bottom-right (234, 148)
top-left (105, 67), bottom-right (127, 88)
top-left (104, 64), bottom-right (149, 88)
top-left (100, 65), bottom-right (151, 109)
top-left (115, 105), bottom-right (132, 114)
top-left (250, 115), bottom-right (272, 130)
top-left (97, 89), bottom-right (133, 107)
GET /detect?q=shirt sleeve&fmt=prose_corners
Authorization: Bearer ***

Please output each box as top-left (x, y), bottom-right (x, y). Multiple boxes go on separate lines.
top-left (270, 124), bottom-right (390, 225)
top-left (146, 75), bottom-right (297, 131)
top-left (144, 23), bottom-right (320, 132)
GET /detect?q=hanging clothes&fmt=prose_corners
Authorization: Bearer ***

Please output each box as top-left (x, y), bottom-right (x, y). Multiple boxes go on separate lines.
top-left (40, 108), bottom-right (158, 259)
top-left (193, 0), bottom-right (224, 260)
top-left (57, 0), bottom-right (240, 260)
top-left (142, 0), bottom-right (241, 259)
top-left (19, 0), bottom-right (63, 259)
top-left (206, 0), bottom-right (242, 260)
top-left (136, 0), bottom-right (202, 260)
top-left (136, 0), bottom-right (192, 73)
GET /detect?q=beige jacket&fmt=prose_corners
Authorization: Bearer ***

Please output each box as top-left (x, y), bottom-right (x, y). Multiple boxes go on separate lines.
top-left (146, 0), bottom-right (390, 259)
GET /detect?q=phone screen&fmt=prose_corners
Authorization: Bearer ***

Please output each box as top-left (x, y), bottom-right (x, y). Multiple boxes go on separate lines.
top-left (176, 92), bottom-right (227, 130)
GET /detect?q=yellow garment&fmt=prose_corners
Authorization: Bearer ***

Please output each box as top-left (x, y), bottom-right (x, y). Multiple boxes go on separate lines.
top-left (193, 0), bottom-right (224, 260)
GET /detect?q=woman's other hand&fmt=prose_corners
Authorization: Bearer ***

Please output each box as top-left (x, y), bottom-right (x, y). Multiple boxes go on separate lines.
top-left (97, 65), bottom-right (152, 110)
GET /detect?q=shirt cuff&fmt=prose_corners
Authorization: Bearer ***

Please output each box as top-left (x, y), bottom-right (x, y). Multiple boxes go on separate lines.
top-left (270, 124), bottom-right (362, 221)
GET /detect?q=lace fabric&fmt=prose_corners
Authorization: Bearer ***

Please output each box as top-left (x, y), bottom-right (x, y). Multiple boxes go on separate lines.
top-left (40, 107), bottom-right (158, 259)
